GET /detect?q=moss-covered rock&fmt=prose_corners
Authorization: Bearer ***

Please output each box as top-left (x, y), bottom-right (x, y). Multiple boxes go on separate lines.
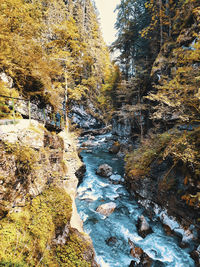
top-left (0, 186), bottom-right (71, 265)
top-left (0, 183), bottom-right (95, 266)
top-left (0, 121), bottom-right (97, 266)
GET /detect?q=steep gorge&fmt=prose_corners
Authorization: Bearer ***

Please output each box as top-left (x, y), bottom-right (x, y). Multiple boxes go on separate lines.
top-left (0, 0), bottom-right (200, 266)
top-left (0, 0), bottom-right (111, 265)
top-left (111, 0), bottom-right (200, 262)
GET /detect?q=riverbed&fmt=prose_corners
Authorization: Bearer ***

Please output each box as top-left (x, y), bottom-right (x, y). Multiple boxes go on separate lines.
top-left (76, 134), bottom-right (195, 267)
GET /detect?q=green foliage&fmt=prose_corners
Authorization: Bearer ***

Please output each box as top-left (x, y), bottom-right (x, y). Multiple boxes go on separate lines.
top-left (0, 262), bottom-right (27, 267)
top-left (0, 133), bottom-right (93, 266)
top-left (112, 0), bottom-right (153, 79)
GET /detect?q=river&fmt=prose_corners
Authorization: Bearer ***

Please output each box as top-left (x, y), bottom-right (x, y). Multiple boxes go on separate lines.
top-left (76, 133), bottom-right (195, 267)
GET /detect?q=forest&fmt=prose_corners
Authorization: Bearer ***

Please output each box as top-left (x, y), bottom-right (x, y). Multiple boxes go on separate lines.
top-left (112, 0), bottom-right (200, 212)
top-left (0, 0), bottom-right (200, 266)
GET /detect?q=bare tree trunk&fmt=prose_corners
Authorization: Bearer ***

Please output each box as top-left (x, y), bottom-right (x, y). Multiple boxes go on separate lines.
top-left (82, 0), bottom-right (86, 29)
top-left (138, 90), bottom-right (143, 142)
top-left (159, 0), bottom-right (163, 48)
top-left (166, 0), bottom-right (171, 38)
top-left (64, 71), bottom-right (69, 132)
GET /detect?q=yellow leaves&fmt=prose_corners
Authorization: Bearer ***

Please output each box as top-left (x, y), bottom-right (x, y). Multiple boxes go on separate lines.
top-left (195, 88), bottom-right (200, 99)
top-left (148, 39), bottom-right (200, 122)
top-left (163, 128), bottom-right (200, 176)
top-left (0, 0), bottom-right (42, 37)
top-left (0, 0), bottom-right (113, 114)
top-left (68, 85), bottom-right (88, 101)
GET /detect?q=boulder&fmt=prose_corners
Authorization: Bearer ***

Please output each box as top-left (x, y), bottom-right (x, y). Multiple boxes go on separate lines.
top-left (136, 215), bottom-right (153, 238)
top-left (109, 174), bottom-right (123, 184)
top-left (0, 72), bottom-right (13, 88)
top-left (0, 120), bottom-right (44, 150)
top-left (96, 164), bottom-right (112, 177)
top-left (109, 142), bottom-right (120, 154)
top-left (75, 164), bottom-right (86, 185)
top-left (82, 140), bottom-right (94, 148)
top-left (129, 261), bottom-right (136, 267)
top-left (190, 245), bottom-right (200, 266)
top-left (163, 223), bottom-right (174, 236)
top-left (128, 239), bottom-right (153, 267)
top-left (130, 247), bottom-right (143, 259)
top-left (96, 202), bottom-right (116, 216)
top-left (105, 236), bottom-right (117, 246)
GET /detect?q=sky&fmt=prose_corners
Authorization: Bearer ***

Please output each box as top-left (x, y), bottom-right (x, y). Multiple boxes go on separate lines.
top-left (94, 0), bottom-right (121, 46)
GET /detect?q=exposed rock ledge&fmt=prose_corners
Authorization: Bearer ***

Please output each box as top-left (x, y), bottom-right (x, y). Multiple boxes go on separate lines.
top-left (0, 119), bottom-right (97, 266)
top-left (58, 129), bottom-right (84, 232)
top-left (0, 120), bottom-right (83, 231)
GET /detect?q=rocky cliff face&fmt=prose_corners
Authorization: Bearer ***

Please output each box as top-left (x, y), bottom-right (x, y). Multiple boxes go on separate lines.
top-left (112, 106), bottom-right (146, 140)
top-left (115, 2), bottom-right (200, 238)
top-left (69, 100), bottom-right (104, 130)
top-left (0, 119), bottom-right (97, 266)
top-left (125, 129), bottom-right (200, 251)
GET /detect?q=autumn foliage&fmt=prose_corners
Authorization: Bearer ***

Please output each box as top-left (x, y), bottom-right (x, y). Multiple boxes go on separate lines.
top-left (0, 0), bottom-right (114, 113)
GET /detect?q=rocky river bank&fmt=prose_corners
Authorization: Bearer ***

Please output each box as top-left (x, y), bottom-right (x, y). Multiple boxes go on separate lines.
top-left (76, 132), bottom-right (199, 267)
top-left (0, 119), bottom-right (97, 266)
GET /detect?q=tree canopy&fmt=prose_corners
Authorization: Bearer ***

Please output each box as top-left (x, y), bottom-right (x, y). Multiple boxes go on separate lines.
top-left (0, 0), bottom-right (114, 114)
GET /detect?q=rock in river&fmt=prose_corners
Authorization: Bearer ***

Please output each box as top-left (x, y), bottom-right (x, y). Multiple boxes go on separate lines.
top-left (105, 236), bottom-right (118, 246)
top-left (109, 174), bottom-right (123, 184)
top-left (109, 141), bottom-right (120, 154)
top-left (190, 245), bottom-right (200, 266)
top-left (137, 215), bottom-right (153, 238)
top-left (96, 164), bottom-right (112, 177)
top-left (81, 140), bottom-right (94, 148)
top-left (128, 238), bottom-right (153, 266)
top-left (96, 202), bottom-right (116, 216)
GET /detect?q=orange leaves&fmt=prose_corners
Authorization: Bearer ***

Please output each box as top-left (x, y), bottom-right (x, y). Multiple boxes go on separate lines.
top-left (181, 194), bottom-right (199, 207)
top-left (128, 169), bottom-right (146, 179)
top-left (184, 176), bottom-right (189, 185)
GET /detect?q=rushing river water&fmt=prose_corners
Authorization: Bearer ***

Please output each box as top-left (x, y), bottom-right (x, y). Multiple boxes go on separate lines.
top-left (76, 134), bottom-right (195, 267)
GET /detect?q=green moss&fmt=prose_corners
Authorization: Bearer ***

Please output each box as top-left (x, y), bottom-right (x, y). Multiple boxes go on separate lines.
top-left (0, 135), bottom-right (93, 266)
top-left (55, 231), bottom-right (91, 267)
top-left (0, 186), bottom-right (72, 266)
top-left (0, 262), bottom-right (27, 267)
